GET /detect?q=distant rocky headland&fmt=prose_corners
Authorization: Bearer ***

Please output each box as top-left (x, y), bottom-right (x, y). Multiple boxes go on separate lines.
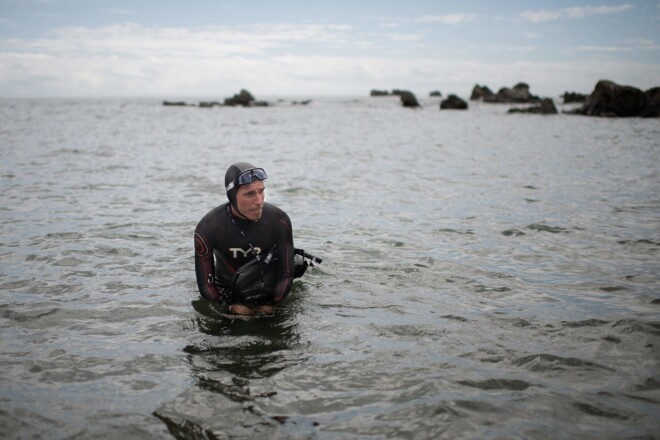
top-left (163, 89), bottom-right (312, 108)
top-left (369, 80), bottom-right (659, 117)
top-left (163, 80), bottom-right (658, 118)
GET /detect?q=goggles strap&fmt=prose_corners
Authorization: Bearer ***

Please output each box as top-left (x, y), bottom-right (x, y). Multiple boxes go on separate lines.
top-left (226, 168), bottom-right (266, 193)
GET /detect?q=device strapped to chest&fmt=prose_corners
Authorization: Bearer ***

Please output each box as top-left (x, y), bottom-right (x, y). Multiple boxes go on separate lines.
top-left (230, 248), bottom-right (322, 304)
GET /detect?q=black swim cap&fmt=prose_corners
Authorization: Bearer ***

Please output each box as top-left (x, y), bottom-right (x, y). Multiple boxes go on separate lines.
top-left (225, 162), bottom-right (265, 208)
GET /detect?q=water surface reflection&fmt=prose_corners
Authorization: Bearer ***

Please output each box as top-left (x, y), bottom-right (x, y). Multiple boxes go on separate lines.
top-left (154, 297), bottom-right (307, 438)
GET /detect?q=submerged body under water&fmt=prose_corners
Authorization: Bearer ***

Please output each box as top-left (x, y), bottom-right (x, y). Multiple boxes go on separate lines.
top-left (0, 96), bottom-right (658, 439)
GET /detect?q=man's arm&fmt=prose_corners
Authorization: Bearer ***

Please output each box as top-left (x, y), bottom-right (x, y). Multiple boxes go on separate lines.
top-left (194, 229), bottom-right (227, 302)
top-left (272, 215), bottom-right (295, 303)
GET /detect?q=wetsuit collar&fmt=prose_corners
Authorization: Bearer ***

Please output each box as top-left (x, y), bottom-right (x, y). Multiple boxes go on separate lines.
top-left (226, 202), bottom-right (255, 226)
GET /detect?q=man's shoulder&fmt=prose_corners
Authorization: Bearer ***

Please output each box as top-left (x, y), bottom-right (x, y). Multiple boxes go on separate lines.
top-left (263, 202), bottom-right (289, 219)
top-left (197, 203), bottom-right (229, 228)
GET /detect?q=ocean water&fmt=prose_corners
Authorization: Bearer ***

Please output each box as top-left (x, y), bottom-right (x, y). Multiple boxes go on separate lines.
top-left (0, 96), bottom-right (658, 439)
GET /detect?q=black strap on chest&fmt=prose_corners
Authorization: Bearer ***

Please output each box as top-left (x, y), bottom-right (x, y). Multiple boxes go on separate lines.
top-left (225, 204), bottom-right (270, 287)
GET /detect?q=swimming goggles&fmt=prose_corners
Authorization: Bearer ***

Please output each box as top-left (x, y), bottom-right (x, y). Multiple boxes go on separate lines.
top-left (226, 168), bottom-right (267, 192)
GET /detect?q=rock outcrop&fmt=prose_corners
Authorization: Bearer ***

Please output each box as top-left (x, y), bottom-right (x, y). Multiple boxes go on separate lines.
top-left (562, 92), bottom-right (588, 104)
top-left (224, 89), bottom-right (269, 107)
top-left (470, 84), bottom-right (494, 101)
top-left (397, 90), bottom-right (420, 108)
top-left (440, 94), bottom-right (468, 110)
top-left (570, 80), bottom-right (658, 117)
top-left (641, 87), bottom-right (660, 117)
top-left (484, 83), bottom-right (540, 103)
top-left (199, 101), bottom-right (221, 108)
top-left (508, 98), bottom-right (558, 114)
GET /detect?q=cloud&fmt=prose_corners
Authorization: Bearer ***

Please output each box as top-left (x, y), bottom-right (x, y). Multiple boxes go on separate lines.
top-left (518, 10), bottom-right (562, 23)
top-left (620, 38), bottom-right (655, 46)
top-left (521, 32), bottom-right (540, 40)
top-left (575, 45), bottom-right (633, 52)
top-left (415, 14), bottom-right (475, 25)
top-left (1, 16), bottom-right (658, 98)
top-left (519, 4), bottom-right (634, 23)
top-left (386, 33), bottom-right (423, 42)
top-left (107, 8), bottom-right (134, 16)
top-left (0, 22), bottom-right (355, 58)
top-left (573, 38), bottom-right (660, 53)
top-left (564, 5), bottom-right (634, 19)
top-left (2, 45), bottom-right (659, 99)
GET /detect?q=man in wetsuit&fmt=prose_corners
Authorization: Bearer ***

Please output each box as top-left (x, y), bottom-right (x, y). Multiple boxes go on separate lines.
top-left (194, 162), bottom-right (295, 315)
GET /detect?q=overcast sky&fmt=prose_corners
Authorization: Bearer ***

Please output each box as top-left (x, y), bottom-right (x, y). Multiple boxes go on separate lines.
top-left (1, 0), bottom-right (658, 98)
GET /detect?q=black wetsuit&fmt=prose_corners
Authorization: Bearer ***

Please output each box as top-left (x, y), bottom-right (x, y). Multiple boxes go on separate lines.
top-left (194, 202), bottom-right (295, 304)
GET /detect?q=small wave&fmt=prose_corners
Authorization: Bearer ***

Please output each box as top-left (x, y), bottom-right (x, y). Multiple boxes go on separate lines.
top-left (52, 257), bottom-right (86, 267)
top-left (153, 412), bottom-right (214, 439)
top-left (281, 186), bottom-right (305, 194)
top-left (525, 223), bottom-right (572, 234)
top-left (196, 376), bottom-right (256, 403)
top-left (475, 285), bottom-right (511, 293)
top-left (460, 348), bottom-right (505, 364)
top-left (513, 353), bottom-right (614, 372)
top-left (617, 239), bottom-right (660, 250)
top-left (372, 324), bottom-right (444, 340)
top-left (611, 319), bottom-right (660, 336)
top-left (613, 204), bottom-right (657, 213)
top-left (509, 318), bottom-right (532, 328)
top-left (0, 279), bottom-right (32, 290)
top-left (45, 232), bottom-right (85, 240)
top-left (457, 378), bottom-right (534, 391)
top-left (453, 400), bottom-right (501, 412)
top-left (602, 336), bottom-right (621, 343)
top-left (634, 377), bottom-right (660, 392)
top-left (442, 315), bottom-right (469, 322)
top-left (0, 306), bottom-right (60, 323)
top-left (437, 228), bottom-right (474, 235)
top-left (46, 148), bottom-right (84, 156)
top-left (572, 402), bottom-right (628, 420)
top-left (599, 286), bottom-right (629, 292)
top-left (72, 183), bottom-right (134, 190)
top-left (561, 319), bottom-right (609, 328)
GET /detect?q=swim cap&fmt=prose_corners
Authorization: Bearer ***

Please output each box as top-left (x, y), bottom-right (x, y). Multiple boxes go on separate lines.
top-left (224, 162), bottom-right (267, 208)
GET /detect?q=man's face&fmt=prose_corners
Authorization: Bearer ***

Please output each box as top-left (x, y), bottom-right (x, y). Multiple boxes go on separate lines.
top-left (234, 180), bottom-right (265, 221)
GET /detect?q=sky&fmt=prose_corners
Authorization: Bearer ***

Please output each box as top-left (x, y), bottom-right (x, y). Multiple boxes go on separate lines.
top-left (0, 0), bottom-right (659, 98)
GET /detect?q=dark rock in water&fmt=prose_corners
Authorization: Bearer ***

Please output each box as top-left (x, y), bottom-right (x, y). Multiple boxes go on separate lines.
top-left (292, 99), bottom-right (312, 105)
top-left (641, 87), bottom-right (660, 117)
top-left (391, 89), bottom-right (411, 97)
top-left (429, 90), bottom-right (442, 97)
top-left (508, 98), bottom-right (557, 114)
top-left (370, 89), bottom-right (390, 96)
top-left (224, 89), bottom-right (262, 107)
top-left (397, 90), bottom-right (420, 108)
top-left (562, 92), bottom-right (588, 104)
top-left (163, 101), bottom-right (188, 106)
top-left (440, 94), bottom-right (468, 110)
top-left (470, 84), bottom-right (494, 101)
top-left (484, 82), bottom-right (541, 103)
top-left (198, 101), bottom-right (221, 108)
top-left (572, 80), bottom-right (657, 118)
